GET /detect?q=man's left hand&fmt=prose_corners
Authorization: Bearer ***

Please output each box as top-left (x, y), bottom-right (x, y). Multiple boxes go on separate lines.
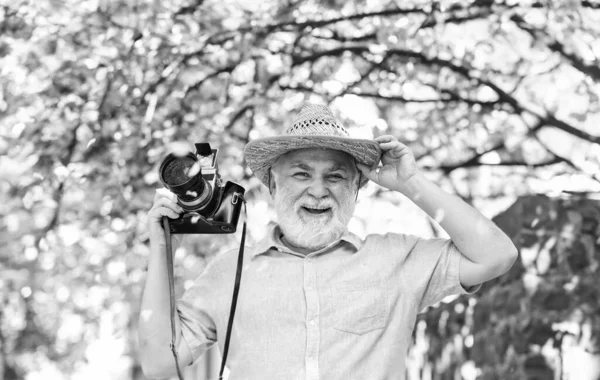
top-left (357, 135), bottom-right (419, 193)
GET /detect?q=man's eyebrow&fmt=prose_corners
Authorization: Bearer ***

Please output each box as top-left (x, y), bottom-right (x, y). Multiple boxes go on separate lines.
top-left (289, 162), bottom-right (312, 170)
top-left (289, 162), bottom-right (350, 172)
top-left (329, 163), bottom-right (349, 172)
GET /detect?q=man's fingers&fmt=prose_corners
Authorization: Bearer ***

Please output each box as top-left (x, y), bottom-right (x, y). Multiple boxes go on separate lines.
top-left (394, 141), bottom-right (410, 151)
top-left (149, 206), bottom-right (181, 220)
top-left (154, 197), bottom-right (183, 212)
top-left (153, 188), bottom-right (165, 202)
top-left (379, 140), bottom-right (412, 161)
top-left (375, 135), bottom-right (410, 150)
top-left (154, 188), bottom-right (177, 203)
top-left (148, 194), bottom-right (184, 224)
top-left (153, 189), bottom-right (181, 214)
top-left (374, 135), bottom-right (397, 143)
top-left (356, 163), bottom-right (381, 182)
top-left (378, 139), bottom-right (409, 150)
top-left (379, 141), bottom-right (400, 149)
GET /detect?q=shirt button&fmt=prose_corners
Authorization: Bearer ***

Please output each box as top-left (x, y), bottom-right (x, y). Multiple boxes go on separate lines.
top-left (306, 285), bottom-right (312, 291)
top-left (310, 320), bottom-right (316, 326)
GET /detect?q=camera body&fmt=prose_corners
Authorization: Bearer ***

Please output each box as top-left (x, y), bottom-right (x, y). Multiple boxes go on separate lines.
top-left (158, 143), bottom-right (245, 234)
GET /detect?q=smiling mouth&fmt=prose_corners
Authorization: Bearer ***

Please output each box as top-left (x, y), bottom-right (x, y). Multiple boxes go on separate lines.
top-left (301, 206), bottom-right (332, 215)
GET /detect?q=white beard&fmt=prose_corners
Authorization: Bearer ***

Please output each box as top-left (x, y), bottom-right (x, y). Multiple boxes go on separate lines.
top-left (273, 189), bottom-right (356, 251)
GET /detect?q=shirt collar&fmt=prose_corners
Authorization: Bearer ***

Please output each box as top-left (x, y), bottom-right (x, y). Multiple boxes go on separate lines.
top-left (252, 224), bottom-right (364, 258)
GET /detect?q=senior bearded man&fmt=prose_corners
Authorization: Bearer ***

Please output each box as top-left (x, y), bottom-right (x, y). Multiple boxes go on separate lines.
top-left (139, 104), bottom-right (518, 380)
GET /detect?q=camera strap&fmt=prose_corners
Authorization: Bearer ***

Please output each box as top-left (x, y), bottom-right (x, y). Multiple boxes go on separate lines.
top-left (162, 199), bottom-right (247, 380)
top-left (162, 216), bottom-right (185, 380)
top-left (219, 203), bottom-right (246, 379)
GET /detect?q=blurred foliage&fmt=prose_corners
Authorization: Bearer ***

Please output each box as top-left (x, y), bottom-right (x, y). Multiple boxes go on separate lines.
top-left (409, 194), bottom-right (600, 380)
top-left (1, 0), bottom-right (600, 378)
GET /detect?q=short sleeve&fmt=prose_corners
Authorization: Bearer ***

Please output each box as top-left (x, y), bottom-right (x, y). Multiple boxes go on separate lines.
top-left (177, 259), bottom-right (223, 363)
top-left (402, 237), bottom-right (480, 312)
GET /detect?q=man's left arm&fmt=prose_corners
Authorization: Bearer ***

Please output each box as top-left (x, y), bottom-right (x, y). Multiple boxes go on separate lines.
top-left (358, 135), bottom-right (518, 287)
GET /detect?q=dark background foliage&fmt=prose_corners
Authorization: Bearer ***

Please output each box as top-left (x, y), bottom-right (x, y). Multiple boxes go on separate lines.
top-left (408, 194), bottom-right (600, 380)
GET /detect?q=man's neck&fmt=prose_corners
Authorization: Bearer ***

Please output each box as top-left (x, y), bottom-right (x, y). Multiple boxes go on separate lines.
top-left (279, 233), bottom-right (339, 256)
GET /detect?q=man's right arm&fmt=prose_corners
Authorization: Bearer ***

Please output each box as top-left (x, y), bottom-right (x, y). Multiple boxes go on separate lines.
top-left (138, 189), bottom-right (193, 379)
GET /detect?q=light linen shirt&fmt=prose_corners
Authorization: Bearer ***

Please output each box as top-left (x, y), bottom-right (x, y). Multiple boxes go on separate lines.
top-left (178, 225), bottom-right (478, 380)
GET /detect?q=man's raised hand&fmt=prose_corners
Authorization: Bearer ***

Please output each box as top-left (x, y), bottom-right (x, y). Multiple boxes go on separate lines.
top-left (357, 135), bottom-right (419, 193)
top-left (147, 188), bottom-right (185, 247)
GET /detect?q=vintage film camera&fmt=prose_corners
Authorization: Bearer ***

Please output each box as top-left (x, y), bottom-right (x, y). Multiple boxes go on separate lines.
top-left (158, 143), bottom-right (245, 234)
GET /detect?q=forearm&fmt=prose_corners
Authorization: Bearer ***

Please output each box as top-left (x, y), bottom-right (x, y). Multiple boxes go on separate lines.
top-left (397, 172), bottom-right (517, 268)
top-left (138, 236), bottom-right (185, 377)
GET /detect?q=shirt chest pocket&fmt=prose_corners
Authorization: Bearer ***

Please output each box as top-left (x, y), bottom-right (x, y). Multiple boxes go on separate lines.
top-left (331, 280), bottom-right (390, 335)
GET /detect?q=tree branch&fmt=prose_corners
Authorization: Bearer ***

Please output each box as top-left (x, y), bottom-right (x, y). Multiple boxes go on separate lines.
top-left (140, 33), bottom-right (237, 102)
top-left (174, 0), bottom-right (205, 17)
top-left (41, 119), bottom-right (83, 241)
top-left (278, 83), bottom-right (326, 98)
top-left (265, 7), bottom-right (427, 33)
top-left (263, 0), bottom-right (553, 33)
top-left (311, 30), bottom-right (377, 43)
top-left (438, 156), bottom-right (564, 172)
top-left (418, 2), bottom-right (516, 29)
top-left (349, 90), bottom-right (498, 107)
top-left (532, 134), bottom-right (600, 184)
top-left (183, 63), bottom-right (239, 98)
top-left (581, 0), bottom-right (600, 9)
top-left (333, 60), bottom-right (380, 100)
top-left (224, 104), bottom-right (254, 132)
top-left (510, 14), bottom-right (600, 83)
top-left (436, 141), bottom-right (505, 174)
top-left (422, 132), bottom-right (563, 174)
top-left (292, 45), bottom-right (600, 145)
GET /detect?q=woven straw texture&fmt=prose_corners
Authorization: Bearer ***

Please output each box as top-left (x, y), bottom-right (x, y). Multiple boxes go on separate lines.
top-left (244, 103), bottom-right (381, 188)
top-left (286, 104), bottom-right (349, 137)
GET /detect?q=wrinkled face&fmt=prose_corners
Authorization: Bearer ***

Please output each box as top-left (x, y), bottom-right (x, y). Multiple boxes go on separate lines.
top-left (270, 148), bottom-right (359, 251)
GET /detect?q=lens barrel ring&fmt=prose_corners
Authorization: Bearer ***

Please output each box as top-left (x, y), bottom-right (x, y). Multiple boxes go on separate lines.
top-left (178, 181), bottom-right (213, 211)
top-left (159, 152), bottom-right (211, 210)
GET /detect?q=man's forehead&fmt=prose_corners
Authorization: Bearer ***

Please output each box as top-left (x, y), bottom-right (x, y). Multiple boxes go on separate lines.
top-left (278, 149), bottom-right (356, 169)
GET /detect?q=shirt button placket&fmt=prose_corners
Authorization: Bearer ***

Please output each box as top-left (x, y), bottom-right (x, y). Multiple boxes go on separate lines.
top-left (304, 255), bottom-right (320, 380)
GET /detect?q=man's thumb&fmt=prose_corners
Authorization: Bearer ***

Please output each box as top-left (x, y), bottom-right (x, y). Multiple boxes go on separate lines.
top-left (356, 163), bottom-right (376, 181)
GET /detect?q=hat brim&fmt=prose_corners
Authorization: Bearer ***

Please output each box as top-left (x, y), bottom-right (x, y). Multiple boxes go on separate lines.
top-left (244, 135), bottom-right (382, 188)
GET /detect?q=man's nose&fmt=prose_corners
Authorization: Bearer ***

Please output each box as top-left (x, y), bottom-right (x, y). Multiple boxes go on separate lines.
top-left (306, 178), bottom-right (329, 198)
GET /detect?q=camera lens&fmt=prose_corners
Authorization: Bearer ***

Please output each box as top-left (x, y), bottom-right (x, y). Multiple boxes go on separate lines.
top-left (162, 156), bottom-right (196, 186)
top-left (159, 153), bottom-right (211, 210)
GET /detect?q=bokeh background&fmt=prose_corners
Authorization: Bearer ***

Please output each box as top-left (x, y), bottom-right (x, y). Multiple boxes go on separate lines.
top-left (1, 0), bottom-right (599, 379)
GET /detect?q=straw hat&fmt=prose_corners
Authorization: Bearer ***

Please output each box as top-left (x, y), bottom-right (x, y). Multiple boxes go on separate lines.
top-left (244, 103), bottom-right (382, 188)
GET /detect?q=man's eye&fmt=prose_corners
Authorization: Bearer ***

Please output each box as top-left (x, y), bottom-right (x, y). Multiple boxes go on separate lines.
top-left (327, 174), bottom-right (344, 181)
top-left (293, 172), bottom-right (309, 178)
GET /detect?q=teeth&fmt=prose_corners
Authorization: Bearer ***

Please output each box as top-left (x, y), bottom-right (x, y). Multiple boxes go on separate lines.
top-left (302, 206), bottom-right (331, 215)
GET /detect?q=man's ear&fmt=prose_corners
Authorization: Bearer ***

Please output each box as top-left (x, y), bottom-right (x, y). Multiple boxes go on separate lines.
top-left (354, 172), bottom-right (361, 202)
top-left (268, 169), bottom-right (276, 196)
